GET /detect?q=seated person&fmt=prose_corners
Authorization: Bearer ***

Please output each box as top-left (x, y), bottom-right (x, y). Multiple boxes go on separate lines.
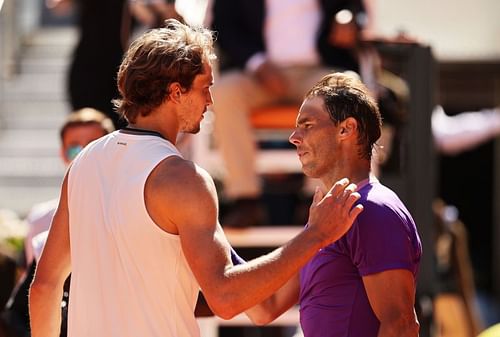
top-left (207, 0), bottom-right (369, 227)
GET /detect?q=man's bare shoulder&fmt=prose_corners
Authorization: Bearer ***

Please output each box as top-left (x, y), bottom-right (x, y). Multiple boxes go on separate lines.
top-left (145, 155), bottom-right (219, 230)
top-left (149, 155), bottom-right (216, 193)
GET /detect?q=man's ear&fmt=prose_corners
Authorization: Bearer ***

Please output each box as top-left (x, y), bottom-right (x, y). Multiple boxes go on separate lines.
top-left (168, 82), bottom-right (183, 103)
top-left (339, 117), bottom-right (357, 139)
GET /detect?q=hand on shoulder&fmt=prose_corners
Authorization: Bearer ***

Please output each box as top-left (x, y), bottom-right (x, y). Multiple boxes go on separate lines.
top-left (307, 178), bottom-right (363, 246)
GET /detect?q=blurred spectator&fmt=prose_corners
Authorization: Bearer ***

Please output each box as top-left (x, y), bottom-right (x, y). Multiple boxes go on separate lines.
top-left (0, 252), bottom-right (16, 310)
top-left (207, 0), bottom-right (370, 228)
top-left (432, 105), bottom-right (500, 156)
top-left (129, 0), bottom-right (183, 30)
top-left (0, 209), bottom-right (28, 337)
top-left (0, 252), bottom-right (16, 336)
top-left (46, 0), bottom-right (130, 129)
top-left (0, 209), bottom-right (28, 289)
top-left (0, 108), bottom-right (113, 337)
top-left (357, 45), bottom-right (410, 177)
top-left (46, 0), bottom-right (185, 129)
top-left (372, 102), bottom-right (500, 177)
top-left (24, 108), bottom-right (114, 267)
top-left (435, 103), bottom-right (500, 328)
top-left (432, 199), bottom-right (483, 337)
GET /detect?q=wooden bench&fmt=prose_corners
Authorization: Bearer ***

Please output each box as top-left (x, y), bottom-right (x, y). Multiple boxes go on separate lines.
top-left (250, 105), bottom-right (298, 129)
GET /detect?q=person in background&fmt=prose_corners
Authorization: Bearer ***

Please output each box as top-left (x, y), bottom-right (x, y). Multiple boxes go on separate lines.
top-left (432, 199), bottom-right (483, 337)
top-left (24, 108), bottom-right (114, 267)
top-left (1, 108), bottom-right (113, 337)
top-left (129, 0), bottom-right (183, 30)
top-left (46, 0), bottom-right (130, 128)
top-left (206, 0), bottom-right (371, 227)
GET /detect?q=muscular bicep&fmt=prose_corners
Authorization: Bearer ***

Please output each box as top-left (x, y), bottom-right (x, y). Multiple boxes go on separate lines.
top-left (146, 158), bottom-right (232, 298)
top-left (362, 269), bottom-right (419, 335)
top-left (174, 171), bottom-right (231, 294)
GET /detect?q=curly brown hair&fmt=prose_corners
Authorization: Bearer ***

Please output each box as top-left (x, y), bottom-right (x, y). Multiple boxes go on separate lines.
top-left (113, 19), bottom-right (216, 123)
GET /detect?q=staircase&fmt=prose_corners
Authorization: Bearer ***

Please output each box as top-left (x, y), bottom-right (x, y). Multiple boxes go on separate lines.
top-left (0, 27), bottom-right (77, 216)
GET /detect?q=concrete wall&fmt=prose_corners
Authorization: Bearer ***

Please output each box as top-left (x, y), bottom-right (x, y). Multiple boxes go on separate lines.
top-left (373, 0), bottom-right (500, 61)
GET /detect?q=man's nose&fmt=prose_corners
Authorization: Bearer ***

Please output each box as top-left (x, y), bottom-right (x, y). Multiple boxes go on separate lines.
top-left (289, 130), bottom-right (301, 146)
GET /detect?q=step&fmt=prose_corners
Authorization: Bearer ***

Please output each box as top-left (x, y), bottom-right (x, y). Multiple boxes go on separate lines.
top-left (3, 73), bottom-right (66, 100)
top-left (24, 27), bottom-right (77, 48)
top-left (1, 100), bottom-right (68, 129)
top-left (0, 156), bottom-right (64, 177)
top-left (0, 27), bottom-right (75, 216)
top-left (18, 56), bottom-right (71, 74)
top-left (0, 129), bottom-right (60, 154)
top-left (0, 185), bottom-right (61, 216)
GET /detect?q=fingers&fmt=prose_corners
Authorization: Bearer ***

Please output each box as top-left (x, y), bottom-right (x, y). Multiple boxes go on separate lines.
top-left (345, 190), bottom-right (361, 208)
top-left (317, 178), bottom-right (363, 220)
top-left (327, 177), bottom-right (350, 198)
top-left (348, 204), bottom-right (364, 222)
top-left (337, 183), bottom-right (358, 205)
top-left (328, 181), bottom-right (363, 222)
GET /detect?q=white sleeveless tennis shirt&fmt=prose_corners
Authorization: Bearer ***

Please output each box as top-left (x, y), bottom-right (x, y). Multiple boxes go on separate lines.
top-left (67, 130), bottom-right (200, 337)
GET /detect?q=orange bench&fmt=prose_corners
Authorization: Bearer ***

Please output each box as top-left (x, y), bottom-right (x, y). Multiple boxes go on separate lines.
top-left (192, 104), bottom-right (303, 175)
top-left (250, 105), bottom-right (299, 129)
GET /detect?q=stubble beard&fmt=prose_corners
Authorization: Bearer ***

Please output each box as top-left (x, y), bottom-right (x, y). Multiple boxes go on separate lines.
top-left (183, 124), bottom-right (201, 134)
top-left (179, 116), bottom-right (201, 134)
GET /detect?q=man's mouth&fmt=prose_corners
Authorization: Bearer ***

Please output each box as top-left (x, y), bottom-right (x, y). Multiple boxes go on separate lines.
top-left (297, 150), bottom-right (308, 158)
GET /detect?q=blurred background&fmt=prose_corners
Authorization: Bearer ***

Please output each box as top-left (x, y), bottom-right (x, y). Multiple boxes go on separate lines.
top-left (0, 0), bottom-right (499, 336)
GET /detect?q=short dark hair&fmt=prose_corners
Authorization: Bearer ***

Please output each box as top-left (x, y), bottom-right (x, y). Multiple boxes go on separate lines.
top-left (305, 72), bottom-right (382, 160)
top-left (59, 108), bottom-right (115, 143)
top-left (113, 19), bottom-right (216, 123)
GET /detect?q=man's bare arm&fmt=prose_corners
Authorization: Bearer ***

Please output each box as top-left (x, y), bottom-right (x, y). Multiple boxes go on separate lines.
top-left (244, 274), bottom-right (300, 325)
top-left (29, 172), bottom-right (71, 337)
top-left (363, 269), bottom-right (420, 337)
top-left (146, 157), bottom-right (362, 319)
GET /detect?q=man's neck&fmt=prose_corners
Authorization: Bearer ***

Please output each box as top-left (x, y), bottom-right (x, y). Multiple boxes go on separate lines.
top-left (128, 104), bottom-right (179, 144)
top-left (322, 161), bottom-right (371, 190)
top-left (127, 123), bottom-right (176, 143)
top-left (129, 114), bottom-right (179, 144)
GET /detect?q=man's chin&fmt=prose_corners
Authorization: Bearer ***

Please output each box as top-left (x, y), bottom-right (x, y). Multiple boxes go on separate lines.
top-left (301, 165), bottom-right (320, 179)
top-left (301, 166), bottom-right (312, 177)
top-left (183, 126), bottom-right (201, 134)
